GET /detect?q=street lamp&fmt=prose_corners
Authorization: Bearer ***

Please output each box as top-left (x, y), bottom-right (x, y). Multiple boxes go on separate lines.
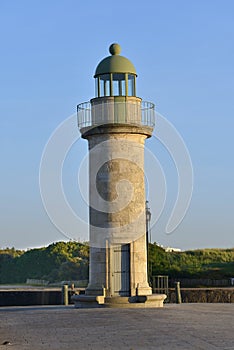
top-left (146, 200), bottom-right (151, 243)
top-left (146, 200), bottom-right (152, 283)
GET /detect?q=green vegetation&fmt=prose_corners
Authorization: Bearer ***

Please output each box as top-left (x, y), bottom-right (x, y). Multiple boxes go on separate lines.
top-left (148, 244), bottom-right (234, 279)
top-left (0, 242), bottom-right (233, 284)
top-left (0, 241), bottom-right (89, 284)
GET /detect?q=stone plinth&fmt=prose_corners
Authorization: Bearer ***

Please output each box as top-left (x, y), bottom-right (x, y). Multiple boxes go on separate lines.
top-left (72, 294), bottom-right (167, 308)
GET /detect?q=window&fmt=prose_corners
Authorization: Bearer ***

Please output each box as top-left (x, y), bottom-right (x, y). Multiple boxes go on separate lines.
top-left (113, 73), bottom-right (125, 96)
top-left (100, 74), bottom-right (110, 96)
top-left (96, 73), bottom-right (136, 97)
top-left (128, 75), bottom-right (135, 96)
top-left (95, 78), bottom-right (100, 97)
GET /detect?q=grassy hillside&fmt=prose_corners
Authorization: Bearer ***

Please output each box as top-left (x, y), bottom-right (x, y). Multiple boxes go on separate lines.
top-left (0, 242), bottom-right (233, 284)
top-left (0, 241), bottom-right (89, 284)
top-left (149, 244), bottom-right (234, 279)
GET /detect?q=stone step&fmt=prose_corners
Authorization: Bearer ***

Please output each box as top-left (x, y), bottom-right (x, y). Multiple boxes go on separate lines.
top-left (104, 297), bottom-right (130, 304)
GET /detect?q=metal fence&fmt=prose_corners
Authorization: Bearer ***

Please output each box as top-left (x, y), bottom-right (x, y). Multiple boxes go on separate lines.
top-left (151, 275), bottom-right (169, 297)
top-left (77, 100), bottom-right (155, 129)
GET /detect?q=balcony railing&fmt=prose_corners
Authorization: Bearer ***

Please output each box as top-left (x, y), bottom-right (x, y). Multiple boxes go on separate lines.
top-left (77, 100), bottom-right (155, 130)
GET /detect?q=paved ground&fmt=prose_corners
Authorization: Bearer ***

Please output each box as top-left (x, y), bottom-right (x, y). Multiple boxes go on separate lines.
top-left (0, 304), bottom-right (233, 349)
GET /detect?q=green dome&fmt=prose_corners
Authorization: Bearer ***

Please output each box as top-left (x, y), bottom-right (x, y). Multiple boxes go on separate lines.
top-left (94, 43), bottom-right (137, 77)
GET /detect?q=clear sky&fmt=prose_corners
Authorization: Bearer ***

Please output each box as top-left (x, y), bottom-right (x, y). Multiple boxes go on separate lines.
top-left (0, 0), bottom-right (233, 250)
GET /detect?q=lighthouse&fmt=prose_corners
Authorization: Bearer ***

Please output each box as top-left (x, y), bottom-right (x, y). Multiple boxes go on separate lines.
top-left (72, 43), bottom-right (166, 307)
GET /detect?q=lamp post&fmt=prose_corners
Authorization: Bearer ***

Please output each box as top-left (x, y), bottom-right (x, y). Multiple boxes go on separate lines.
top-left (146, 200), bottom-right (152, 282)
top-left (146, 200), bottom-right (152, 244)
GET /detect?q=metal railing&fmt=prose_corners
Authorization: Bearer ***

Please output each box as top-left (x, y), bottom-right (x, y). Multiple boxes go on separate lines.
top-left (152, 275), bottom-right (169, 302)
top-left (77, 100), bottom-right (155, 130)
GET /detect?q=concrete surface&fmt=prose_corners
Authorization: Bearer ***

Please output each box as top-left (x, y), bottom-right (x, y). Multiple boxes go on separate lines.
top-left (0, 303), bottom-right (233, 349)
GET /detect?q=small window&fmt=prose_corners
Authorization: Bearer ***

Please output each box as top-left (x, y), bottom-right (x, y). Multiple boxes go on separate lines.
top-left (95, 78), bottom-right (100, 97)
top-left (128, 75), bottom-right (135, 96)
top-left (100, 74), bottom-right (110, 96)
top-left (113, 73), bottom-right (125, 96)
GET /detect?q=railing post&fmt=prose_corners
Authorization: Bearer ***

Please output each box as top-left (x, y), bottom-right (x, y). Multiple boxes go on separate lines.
top-left (62, 284), bottom-right (69, 306)
top-left (175, 281), bottom-right (182, 304)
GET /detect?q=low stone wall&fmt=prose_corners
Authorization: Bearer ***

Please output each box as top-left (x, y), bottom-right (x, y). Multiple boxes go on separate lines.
top-left (0, 291), bottom-right (64, 306)
top-left (168, 288), bottom-right (234, 303)
top-left (170, 278), bottom-right (232, 287)
top-left (0, 288), bottom-right (234, 306)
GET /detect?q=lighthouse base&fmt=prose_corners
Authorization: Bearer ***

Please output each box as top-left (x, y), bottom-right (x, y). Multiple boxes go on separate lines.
top-left (71, 294), bottom-right (167, 308)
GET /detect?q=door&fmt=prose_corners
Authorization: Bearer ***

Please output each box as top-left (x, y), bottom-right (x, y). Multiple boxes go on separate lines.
top-left (111, 244), bottom-right (130, 296)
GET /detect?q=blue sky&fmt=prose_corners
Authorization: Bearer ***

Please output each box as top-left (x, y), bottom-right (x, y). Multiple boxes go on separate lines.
top-left (0, 0), bottom-right (233, 250)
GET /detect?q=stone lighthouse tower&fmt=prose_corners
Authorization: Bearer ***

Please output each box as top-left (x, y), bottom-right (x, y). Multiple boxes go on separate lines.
top-left (73, 43), bottom-right (166, 307)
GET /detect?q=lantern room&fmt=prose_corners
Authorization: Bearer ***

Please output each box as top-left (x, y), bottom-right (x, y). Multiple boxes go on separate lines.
top-left (94, 43), bottom-right (137, 98)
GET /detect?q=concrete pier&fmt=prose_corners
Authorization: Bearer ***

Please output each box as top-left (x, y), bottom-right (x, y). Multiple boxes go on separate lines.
top-left (0, 304), bottom-right (233, 349)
